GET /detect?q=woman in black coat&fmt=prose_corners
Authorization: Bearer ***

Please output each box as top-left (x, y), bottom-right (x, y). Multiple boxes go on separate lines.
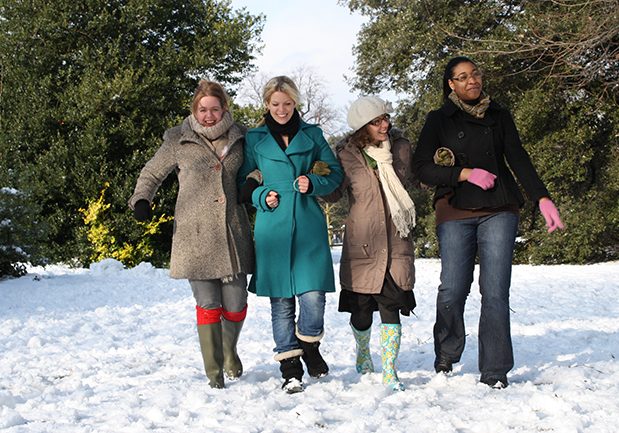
top-left (412, 56), bottom-right (565, 388)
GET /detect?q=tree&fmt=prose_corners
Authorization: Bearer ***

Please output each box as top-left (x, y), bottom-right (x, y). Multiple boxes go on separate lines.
top-left (341, 0), bottom-right (618, 263)
top-left (0, 186), bottom-right (48, 278)
top-left (238, 65), bottom-right (344, 136)
top-left (0, 0), bottom-right (264, 266)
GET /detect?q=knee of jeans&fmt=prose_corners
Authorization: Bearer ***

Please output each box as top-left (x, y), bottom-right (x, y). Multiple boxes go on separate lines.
top-left (299, 290), bottom-right (326, 304)
top-left (437, 283), bottom-right (469, 306)
top-left (480, 295), bottom-right (510, 312)
top-left (221, 287), bottom-right (248, 312)
top-left (300, 292), bottom-right (326, 314)
top-left (270, 297), bottom-right (295, 319)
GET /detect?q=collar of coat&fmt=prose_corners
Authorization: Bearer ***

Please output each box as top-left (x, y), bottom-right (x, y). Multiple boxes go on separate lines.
top-left (247, 121), bottom-right (319, 162)
top-left (440, 99), bottom-right (502, 126)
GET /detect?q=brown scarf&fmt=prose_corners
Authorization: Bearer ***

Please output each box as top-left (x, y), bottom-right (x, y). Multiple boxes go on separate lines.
top-left (449, 91), bottom-right (491, 119)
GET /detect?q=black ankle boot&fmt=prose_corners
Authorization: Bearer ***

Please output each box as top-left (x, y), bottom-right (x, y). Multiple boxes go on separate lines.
top-left (279, 356), bottom-right (304, 394)
top-left (434, 355), bottom-right (453, 374)
top-left (297, 339), bottom-right (329, 378)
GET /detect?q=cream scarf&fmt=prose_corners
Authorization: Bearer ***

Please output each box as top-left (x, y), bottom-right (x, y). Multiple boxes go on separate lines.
top-left (364, 139), bottom-right (416, 238)
top-left (188, 111), bottom-right (234, 159)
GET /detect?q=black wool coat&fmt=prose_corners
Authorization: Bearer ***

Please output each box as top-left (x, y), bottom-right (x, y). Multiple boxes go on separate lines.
top-left (412, 100), bottom-right (549, 210)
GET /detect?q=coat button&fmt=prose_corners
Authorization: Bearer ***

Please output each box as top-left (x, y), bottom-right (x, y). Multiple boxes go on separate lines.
top-left (457, 131), bottom-right (465, 139)
top-left (214, 163), bottom-right (222, 171)
top-left (218, 195), bottom-right (226, 204)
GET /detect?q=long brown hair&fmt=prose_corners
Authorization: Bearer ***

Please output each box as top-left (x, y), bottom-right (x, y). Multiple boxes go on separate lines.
top-left (349, 125), bottom-right (376, 149)
top-left (191, 80), bottom-right (230, 114)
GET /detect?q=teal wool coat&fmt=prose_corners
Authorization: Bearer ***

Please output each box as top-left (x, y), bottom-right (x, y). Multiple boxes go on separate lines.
top-left (238, 122), bottom-right (343, 298)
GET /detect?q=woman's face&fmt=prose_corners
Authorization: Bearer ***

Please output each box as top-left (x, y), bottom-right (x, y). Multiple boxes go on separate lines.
top-left (366, 114), bottom-right (390, 144)
top-left (448, 61), bottom-right (483, 102)
top-left (267, 91), bottom-right (296, 125)
top-left (195, 96), bottom-right (224, 127)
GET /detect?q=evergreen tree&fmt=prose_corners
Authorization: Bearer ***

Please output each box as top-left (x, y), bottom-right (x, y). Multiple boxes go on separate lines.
top-left (342, 0), bottom-right (618, 263)
top-left (0, 0), bottom-right (264, 266)
top-left (0, 186), bottom-right (47, 278)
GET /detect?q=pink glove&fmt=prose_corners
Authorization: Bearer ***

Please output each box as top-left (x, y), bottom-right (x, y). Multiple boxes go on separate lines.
top-left (466, 168), bottom-right (497, 190)
top-left (539, 199), bottom-right (565, 233)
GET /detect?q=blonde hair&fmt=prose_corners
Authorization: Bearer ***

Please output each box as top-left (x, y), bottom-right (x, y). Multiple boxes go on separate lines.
top-left (262, 76), bottom-right (301, 107)
top-left (191, 80), bottom-right (229, 114)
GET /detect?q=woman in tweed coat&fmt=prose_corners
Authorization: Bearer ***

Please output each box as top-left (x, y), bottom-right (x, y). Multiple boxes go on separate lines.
top-left (129, 80), bottom-right (254, 389)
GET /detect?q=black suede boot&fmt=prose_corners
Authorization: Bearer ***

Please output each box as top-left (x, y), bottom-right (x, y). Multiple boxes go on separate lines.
top-left (297, 339), bottom-right (329, 378)
top-left (279, 355), bottom-right (304, 394)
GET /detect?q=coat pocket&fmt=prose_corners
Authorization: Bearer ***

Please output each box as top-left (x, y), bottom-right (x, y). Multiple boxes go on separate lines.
top-left (345, 243), bottom-right (371, 259)
top-left (389, 257), bottom-right (415, 290)
top-left (344, 217), bottom-right (374, 259)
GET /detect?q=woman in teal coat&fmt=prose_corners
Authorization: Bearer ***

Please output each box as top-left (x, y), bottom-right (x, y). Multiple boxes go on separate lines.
top-left (238, 76), bottom-right (343, 394)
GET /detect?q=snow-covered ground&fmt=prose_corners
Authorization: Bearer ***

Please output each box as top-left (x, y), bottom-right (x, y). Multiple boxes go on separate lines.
top-left (1, 249), bottom-right (618, 433)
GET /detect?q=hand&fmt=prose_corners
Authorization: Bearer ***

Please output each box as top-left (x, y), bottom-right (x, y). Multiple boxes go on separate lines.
top-left (466, 168), bottom-right (497, 190)
top-left (265, 191), bottom-right (279, 208)
top-left (539, 198), bottom-right (565, 233)
top-left (133, 199), bottom-right (152, 222)
top-left (295, 176), bottom-right (310, 193)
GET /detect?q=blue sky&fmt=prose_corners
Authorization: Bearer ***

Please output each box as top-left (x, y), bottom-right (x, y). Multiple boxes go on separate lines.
top-left (229, 0), bottom-right (370, 125)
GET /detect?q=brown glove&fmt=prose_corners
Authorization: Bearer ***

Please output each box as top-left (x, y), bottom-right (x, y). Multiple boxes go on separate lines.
top-left (310, 160), bottom-right (331, 176)
top-left (433, 147), bottom-right (455, 167)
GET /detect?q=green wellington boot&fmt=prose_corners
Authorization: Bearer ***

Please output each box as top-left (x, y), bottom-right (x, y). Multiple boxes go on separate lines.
top-left (197, 322), bottom-right (225, 388)
top-left (221, 318), bottom-right (244, 379)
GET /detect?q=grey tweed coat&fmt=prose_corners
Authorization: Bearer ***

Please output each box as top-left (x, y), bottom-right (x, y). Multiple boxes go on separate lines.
top-left (129, 117), bottom-right (254, 280)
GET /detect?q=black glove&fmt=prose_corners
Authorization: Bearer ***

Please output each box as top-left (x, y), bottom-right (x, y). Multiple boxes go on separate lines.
top-left (133, 199), bottom-right (152, 222)
top-left (239, 178), bottom-right (259, 204)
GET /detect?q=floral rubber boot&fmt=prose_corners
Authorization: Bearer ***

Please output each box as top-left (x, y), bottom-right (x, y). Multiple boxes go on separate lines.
top-left (380, 323), bottom-right (405, 391)
top-left (350, 323), bottom-right (374, 374)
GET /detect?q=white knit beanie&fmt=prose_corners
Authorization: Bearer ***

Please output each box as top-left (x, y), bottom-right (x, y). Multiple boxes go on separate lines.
top-left (347, 96), bottom-right (392, 132)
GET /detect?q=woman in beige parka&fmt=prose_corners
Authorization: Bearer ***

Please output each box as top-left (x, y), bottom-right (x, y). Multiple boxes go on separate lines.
top-left (129, 80), bottom-right (254, 389)
top-left (324, 96), bottom-right (416, 391)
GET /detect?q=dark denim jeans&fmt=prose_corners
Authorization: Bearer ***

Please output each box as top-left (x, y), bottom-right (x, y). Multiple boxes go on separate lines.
top-left (434, 211), bottom-right (519, 380)
top-left (270, 291), bottom-right (326, 354)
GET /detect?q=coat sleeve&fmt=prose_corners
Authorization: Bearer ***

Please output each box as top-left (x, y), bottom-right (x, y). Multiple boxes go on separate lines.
top-left (392, 135), bottom-right (413, 188)
top-left (237, 132), bottom-right (274, 212)
top-left (237, 133), bottom-right (258, 186)
top-left (305, 128), bottom-right (344, 197)
top-left (128, 131), bottom-right (178, 209)
top-left (500, 110), bottom-right (550, 202)
top-left (320, 149), bottom-right (349, 203)
top-left (412, 111), bottom-right (463, 187)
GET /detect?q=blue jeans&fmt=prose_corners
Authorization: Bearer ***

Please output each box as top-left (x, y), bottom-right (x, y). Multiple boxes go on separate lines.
top-left (270, 291), bottom-right (326, 354)
top-left (434, 211), bottom-right (519, 380)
